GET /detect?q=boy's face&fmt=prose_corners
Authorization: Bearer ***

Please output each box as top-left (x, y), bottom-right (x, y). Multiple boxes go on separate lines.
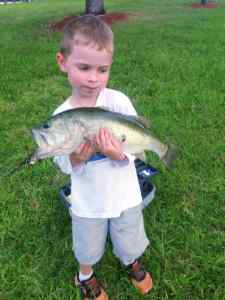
top-left (57, 42), bottom-right (112, 99)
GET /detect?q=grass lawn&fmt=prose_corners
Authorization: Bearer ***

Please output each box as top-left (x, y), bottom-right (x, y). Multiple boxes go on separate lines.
top-left (0, 0), bottom-right (224, 299)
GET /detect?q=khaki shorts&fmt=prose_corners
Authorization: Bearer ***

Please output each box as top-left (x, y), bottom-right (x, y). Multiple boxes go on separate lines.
top-left (70, 205), bottom-right (149, 266)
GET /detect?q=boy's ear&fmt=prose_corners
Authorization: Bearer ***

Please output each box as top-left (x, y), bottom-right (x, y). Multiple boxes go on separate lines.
top-left (56, 52), bottom-right (68, 73)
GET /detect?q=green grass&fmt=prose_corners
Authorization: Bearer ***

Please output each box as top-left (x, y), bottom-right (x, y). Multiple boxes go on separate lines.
top-left (0, 0), bottom-right (224, 299)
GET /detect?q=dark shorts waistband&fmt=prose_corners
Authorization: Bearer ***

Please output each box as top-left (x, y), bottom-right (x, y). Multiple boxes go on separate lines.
top-left (88, 153), bottom-right (107, 162)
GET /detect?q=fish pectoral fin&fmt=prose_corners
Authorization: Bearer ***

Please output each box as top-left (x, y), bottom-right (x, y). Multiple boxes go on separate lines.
top-left (136, 116), bottom-right (151, 129)
top-left (83, 136), bottom-right (91, 142)
top-left (83, 135), bottom-right (96, 148)
top-left (83, 132), bottom-right (95, 142)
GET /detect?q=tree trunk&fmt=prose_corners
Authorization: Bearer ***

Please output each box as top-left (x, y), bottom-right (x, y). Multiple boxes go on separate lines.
top-left (85, 0), bottom-right (106, 15)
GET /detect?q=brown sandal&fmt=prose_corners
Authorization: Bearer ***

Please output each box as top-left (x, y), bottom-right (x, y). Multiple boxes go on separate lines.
top-left (75, 273), bottom-right (109, 300)
top-left (128, 260), bottom-right (153, 295)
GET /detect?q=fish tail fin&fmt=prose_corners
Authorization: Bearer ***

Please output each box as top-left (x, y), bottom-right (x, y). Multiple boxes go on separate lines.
top-left (161, 144), bottom-right (177, 168)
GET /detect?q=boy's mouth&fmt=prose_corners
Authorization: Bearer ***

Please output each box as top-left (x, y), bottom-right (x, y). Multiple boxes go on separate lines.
top-left (84, 85), bottom-right (99, 89)
top-left (82, 86), bottom-right (100, 93)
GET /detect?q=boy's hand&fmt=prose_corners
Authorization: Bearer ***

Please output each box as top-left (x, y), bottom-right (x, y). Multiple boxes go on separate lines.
top-left (70, 142), bottom-right (95, 166)
top-left (94, 128), bottom-right (126, 161)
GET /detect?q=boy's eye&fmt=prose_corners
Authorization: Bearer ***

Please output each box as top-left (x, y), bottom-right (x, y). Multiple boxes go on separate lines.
top-left (98, 66), bottom-right (108, 73)
top-left (77, 64), bottom-right (90, 71)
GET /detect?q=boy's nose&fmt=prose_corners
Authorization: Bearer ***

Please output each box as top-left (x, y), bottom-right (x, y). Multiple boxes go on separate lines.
top-left (88, 71), bottom-right (98, 82)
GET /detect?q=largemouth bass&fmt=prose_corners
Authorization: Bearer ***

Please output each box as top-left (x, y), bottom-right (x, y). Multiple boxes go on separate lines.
top-left (31, 107), bottom-right (176, 167)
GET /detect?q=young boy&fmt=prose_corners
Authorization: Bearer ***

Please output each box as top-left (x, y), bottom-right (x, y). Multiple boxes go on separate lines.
top-left (54, 15), bottom-right (152, 300)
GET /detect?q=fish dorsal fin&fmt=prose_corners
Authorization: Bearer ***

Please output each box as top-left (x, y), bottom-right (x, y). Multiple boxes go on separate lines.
top-left (96, 106), bottom-right (150, 129)
top-left (134, 116), bottom-right (151, 129)
top-left (123, 115), bottom-right (150, 130)
top-left (96, 106), bottom-right (112, 112)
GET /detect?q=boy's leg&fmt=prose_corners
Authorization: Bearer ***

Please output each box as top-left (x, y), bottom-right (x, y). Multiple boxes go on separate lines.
top-left (109, 205), bottom-right (152, 294)
top-left (79, 264), bottom-right (94, 278)
top-left (70, 210), bottom-right (108, 265)
top-left (70, 210), bottom-right (109, 299)
top-left (110, 205), bottom-right (149, 265)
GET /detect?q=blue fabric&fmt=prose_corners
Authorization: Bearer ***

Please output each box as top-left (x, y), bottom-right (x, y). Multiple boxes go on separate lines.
top-left (87, 153), bottom-right (106, 162)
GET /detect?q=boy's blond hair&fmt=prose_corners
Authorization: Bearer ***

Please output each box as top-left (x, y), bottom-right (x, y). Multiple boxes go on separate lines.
top-left (60, 15), bottom-right (114, 57)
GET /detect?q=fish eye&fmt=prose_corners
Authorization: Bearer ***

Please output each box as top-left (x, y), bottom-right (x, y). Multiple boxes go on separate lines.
top-left (43, 123), bottom-right (50, 129)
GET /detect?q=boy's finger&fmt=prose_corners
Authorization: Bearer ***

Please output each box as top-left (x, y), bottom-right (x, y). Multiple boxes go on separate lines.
top-left (100, 127), bottom-right (109, 139)
top-left (104, 127), bottom-right (112, 138)
top-left (94, 133), bottom-right (103, 151)
top-left (100, 129), bottom-right (109, 150)
top-left (86, 141), bottom-right (96, 155)
top-left (82, 142), bottom-right (92, 154)
top-left (74, 143), bottom-right (85, 155)
top-left (110, 137), bottom-right (117, 148)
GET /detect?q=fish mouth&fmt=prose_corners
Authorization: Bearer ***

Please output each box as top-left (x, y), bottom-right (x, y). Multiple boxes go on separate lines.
top-left (32, 129), bottom-right (49, 148)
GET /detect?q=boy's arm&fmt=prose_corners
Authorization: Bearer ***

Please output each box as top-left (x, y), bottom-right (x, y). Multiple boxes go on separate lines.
top-left (94, 128), bottom-right (127, 162)
top-left (69, 142), bottom-right (95, 166)
top-left (54, 142), bottom-right (95, 174)
top-left (53, 154), bottom-right (73, 175)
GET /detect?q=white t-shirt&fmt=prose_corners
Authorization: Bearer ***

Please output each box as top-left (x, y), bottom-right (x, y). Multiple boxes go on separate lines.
top-left (53, 88), bottom-right (142, 218)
